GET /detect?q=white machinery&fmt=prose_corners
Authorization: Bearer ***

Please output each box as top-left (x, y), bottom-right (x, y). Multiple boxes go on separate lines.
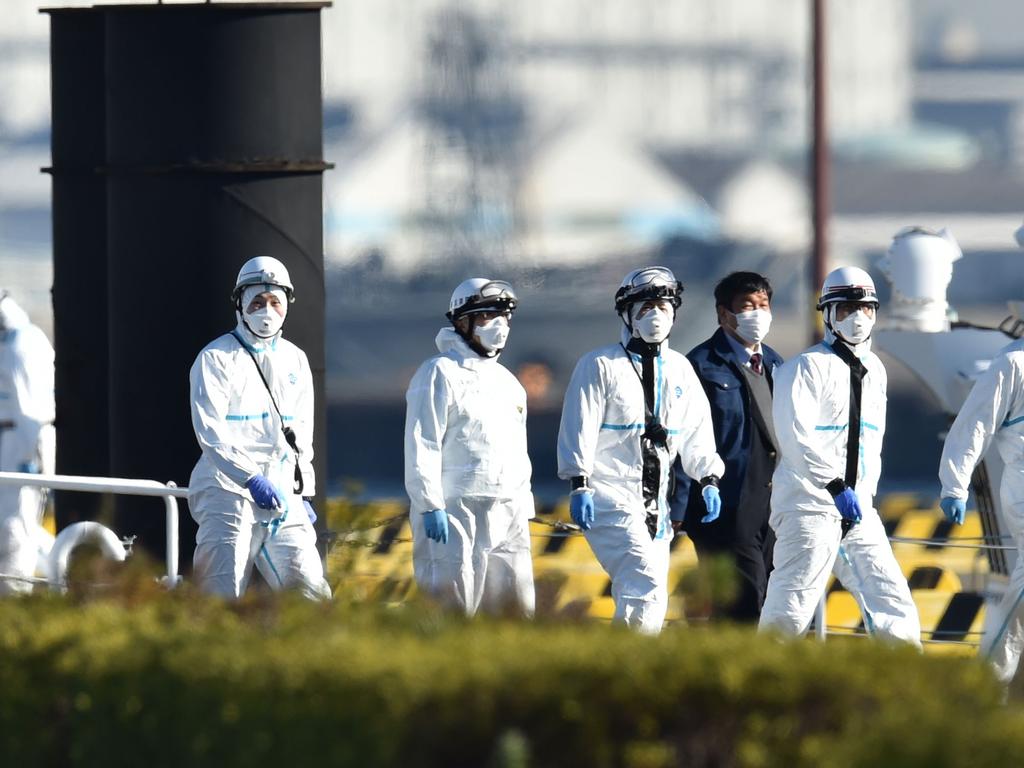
top-left (874, 226), bottom-right (1021, 601)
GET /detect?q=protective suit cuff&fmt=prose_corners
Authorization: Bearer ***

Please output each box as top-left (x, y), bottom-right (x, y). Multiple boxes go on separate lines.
top-left (699, 476), bottom-right (719, 489)
top-left (825, 478), bottom-right (847, 498)
top-left (569, 476), bottom-right (589, 491)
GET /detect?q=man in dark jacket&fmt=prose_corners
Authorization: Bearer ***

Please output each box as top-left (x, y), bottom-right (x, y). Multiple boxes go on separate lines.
top-left (670, 272), bottom-right (783, 621)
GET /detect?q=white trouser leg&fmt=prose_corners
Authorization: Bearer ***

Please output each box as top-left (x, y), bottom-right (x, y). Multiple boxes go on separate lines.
top-left (833, 507), bottom-right (920, 646)
top-left (411, 501), bottom-right (476, 614)
top-left (412, 495), bottom-right (535, 617)
top-left (983, 551), bottom-right (1024, 684)
top-left (479, 495), bottom-right (535, 618)
top-left (0, 506), bottom-right (36, 594)
top-left (191, 488), bottom-right (330, 600)
top-left (0, 432), bottom-right (47, 594)
top-left (585, 509), bottom-right (671, 635)
top-left (255, 493), bottom-right (331, 601)
top-left (759, 511), bottom-right (839, 636)
top-left (981, 479), bottom-right (1024, 683)
top-left (191, 488), bottom-right (257, 599)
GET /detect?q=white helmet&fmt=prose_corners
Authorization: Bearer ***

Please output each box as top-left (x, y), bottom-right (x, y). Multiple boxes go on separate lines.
top-left (446, 278), bottom-right (518, 322)
top-left (816, 266), bottom-right (878, 311)
top-left (614, 266), bottom-right (683, 315)
top-left (231, 256), bottom-right (294, 304)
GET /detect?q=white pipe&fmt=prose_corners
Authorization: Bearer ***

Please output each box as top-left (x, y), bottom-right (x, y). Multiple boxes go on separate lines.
top-left (0, 471), bottom-right (186, 588)
top-left (164, 482), bottom-right (181, 587)
top-left (48, 521), bottom-right (127, 592)
top-left (0, 472), bottom-right (188, 498)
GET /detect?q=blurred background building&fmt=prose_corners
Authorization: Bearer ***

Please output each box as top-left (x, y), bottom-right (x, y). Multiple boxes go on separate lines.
top-left (3, 0), bottom-right (1024, 498)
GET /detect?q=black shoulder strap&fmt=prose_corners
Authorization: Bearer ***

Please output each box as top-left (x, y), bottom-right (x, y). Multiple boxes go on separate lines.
top-left (828, 341), bottom-right (867, 490)
top-left (231, 331), bottom-right (304, 494)
top-left (619, 344), bottom-right (657, 425)
top-left (829, 341), bottom-right (868, 539)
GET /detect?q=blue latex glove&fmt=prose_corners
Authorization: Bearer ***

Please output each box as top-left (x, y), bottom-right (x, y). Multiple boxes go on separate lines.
top-left (303, 499), bottom-right (317, 525)
top-left (833, 488), bottom-right (862, 523)
top-left (423, 509), bottom-right (449, 544)
top-left (569, 491), bottom-right (595, 530)
top-left (246, 474), bottom-right (283, 510)
top-left (940, 497), bottom-right (966, 526)
top-left (16, 461), bottom-right (39, 474)
top-left (701, 485), bottom-right (721, 523)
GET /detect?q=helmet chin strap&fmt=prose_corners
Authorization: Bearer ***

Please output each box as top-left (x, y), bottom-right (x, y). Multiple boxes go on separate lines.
top-left (453, 316), bottom-right (498, 358)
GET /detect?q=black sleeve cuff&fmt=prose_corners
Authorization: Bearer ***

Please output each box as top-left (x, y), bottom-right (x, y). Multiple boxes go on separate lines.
top-left (570, 476), bottom-right (589, 491)
top-left (825, 479), bottom-right (847, 498)
top-left (302, 496), bottom-right (315, 503)
top-left (699, 475), bottom-right (719, 489)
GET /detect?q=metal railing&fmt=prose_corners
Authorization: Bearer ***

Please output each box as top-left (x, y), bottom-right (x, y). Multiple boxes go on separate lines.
top-left (0, 471), bottom-right (187, 586)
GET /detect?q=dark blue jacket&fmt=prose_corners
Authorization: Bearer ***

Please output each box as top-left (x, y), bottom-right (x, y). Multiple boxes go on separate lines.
top-left (670, 327), bottom-right (783, 523)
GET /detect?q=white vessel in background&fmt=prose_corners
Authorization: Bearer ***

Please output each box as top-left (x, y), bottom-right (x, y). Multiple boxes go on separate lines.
top-left (874, 225), bottom-right (1024, 624)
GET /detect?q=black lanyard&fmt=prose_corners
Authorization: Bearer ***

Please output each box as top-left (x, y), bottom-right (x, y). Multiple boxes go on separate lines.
top-left (829, 341), bottom-right (867, 488)
top-left (231, 331), bottom-right (304, 494)
top-left (620, 343), bottom-right (667, 538)
top-left (830, 341), bottom-right (866, 536)
top-left (619, 343), bottom-right (667, 445)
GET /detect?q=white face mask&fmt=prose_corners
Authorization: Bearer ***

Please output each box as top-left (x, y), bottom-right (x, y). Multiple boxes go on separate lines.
top-left (246, 306), bottom-right (285, 338)
top-left (634, 306), bottom-right (673, 344)
top-left (475, 315), bottom-right (510, 353)
top-left (833, 307), bottom-right (875, 345)
top-left (731, 308), bottom-right (772, 346)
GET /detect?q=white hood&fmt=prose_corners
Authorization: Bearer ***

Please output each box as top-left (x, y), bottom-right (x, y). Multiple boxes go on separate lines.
top-left (434, 327), bottom-right (498, 366)
top-left (0, 294), bottom-right (30, 332)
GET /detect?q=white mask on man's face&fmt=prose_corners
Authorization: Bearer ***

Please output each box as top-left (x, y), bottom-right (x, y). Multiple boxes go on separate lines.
top-left (833, 307), bottom-right (875, 345)
top-left (731, 308), bottom-right (772, 345)
top-left (633, 306), bottom-right (673, 343)
top-left (475, 315), bottom-right (510, 352)
top-left (246, 305), bottom-right (285, 338)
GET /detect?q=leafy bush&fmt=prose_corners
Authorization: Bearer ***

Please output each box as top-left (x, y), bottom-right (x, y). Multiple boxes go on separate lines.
top-left (0, 586), bottom-right (1020, 768)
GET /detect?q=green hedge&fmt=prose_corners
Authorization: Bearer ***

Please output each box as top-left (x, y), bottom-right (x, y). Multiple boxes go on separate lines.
top-left (0, 589), bottom-right (1021, 768)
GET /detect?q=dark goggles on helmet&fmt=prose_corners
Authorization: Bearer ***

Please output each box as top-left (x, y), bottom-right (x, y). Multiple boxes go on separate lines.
top-left (447, 280), bottom-right (519, 321)
top-left (816, 285), bottom-right (879, 310)
top-left (614, 269), bottom-right (683, 313)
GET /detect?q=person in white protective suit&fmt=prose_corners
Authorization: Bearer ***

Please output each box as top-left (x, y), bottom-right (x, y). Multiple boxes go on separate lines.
top-left (188, 257), bottom-right (330, 600)
top-left (939, 337), bottom-right (1024, 684)
top-left (759, 266), bottom-right (920, 644)
top-left (404, 278), bottom-right (535, 616)
top-left (557, 267), bottom-right (725, 634)
top-left (0, 291), bottom-right (55, 594)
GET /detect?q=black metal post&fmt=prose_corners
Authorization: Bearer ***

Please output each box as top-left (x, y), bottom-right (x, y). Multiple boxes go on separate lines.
top-left (47, 3), bottom-right (330, 567)
top-left (811, 0), bottom-right (829, 343)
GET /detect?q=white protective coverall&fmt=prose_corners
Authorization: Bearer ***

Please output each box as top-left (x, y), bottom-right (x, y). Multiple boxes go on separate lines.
top-left (0, 295), bottom-right (55, 593)
top-left (759, 340), bottom-right (920, 644)
top-left (188, 320), bottom-right (330, 600)
top-left (557, 329), bottom-right (724, 633)
top-left (939, 338), bottom-right (1024, 682)
top-left (404, 327), bottom-right (535, 616)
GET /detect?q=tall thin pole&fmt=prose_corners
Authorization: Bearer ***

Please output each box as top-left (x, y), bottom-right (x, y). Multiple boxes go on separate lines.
top-left (811, 0), bottom-right (829, 343)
